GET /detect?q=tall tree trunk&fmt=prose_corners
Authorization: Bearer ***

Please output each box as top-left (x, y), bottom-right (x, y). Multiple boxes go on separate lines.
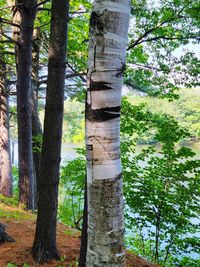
top-left (0, 59), bottom-right (13, 197)
top-left (14, 0), bottom-right (37, 210)
top-left (31, 28), bottom-right (42, 205)
top-left (31, 0), bottom-right (69, 262)
top-left (85, 0), bottom-right (130, 266)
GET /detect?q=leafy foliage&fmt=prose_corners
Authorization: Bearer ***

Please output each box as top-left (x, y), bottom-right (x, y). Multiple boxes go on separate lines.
top-left (32, 134), bottom-right (43, 153)
top-left (58, 156), bottom-right (85, 229)
top-left (126, 0), bottom-right (200, 98)
top-left (6, 264), bottom-right (30, 267)
top-left (12, 166), bottom-right (19, 198)
top-left (121, 98), bottom-right (200, 266)
top-left (127, 88), bottom-right (200, 143)
top-left (63, 100), bottom-right (85, 144)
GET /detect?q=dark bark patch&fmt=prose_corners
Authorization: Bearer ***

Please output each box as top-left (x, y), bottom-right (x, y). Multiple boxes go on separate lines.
top-left (86, 105), bottom-right (121, 122)
top-left (0, 223), bottom-right (15, 243)
top-left (115, 63), bottom-right (126, 78)
top-left (90, 11), bottom-right (104, 36)
top-left (90, 80), bottom-right (112, 91)
top-left (86, 144), bottom-right (93, 151)
top-left (31, 241), bottom-right (60, 262)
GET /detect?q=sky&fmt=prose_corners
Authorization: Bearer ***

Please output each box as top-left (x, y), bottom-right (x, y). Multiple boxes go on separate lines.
top-left (175, 43), bottom-right (200, 59)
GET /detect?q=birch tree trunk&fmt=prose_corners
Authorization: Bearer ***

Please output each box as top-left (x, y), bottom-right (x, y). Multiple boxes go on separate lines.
top-left (0, 59), bottom-right (12, 197)
top-left (31, 0), bottom-right (69, 262)
top-left (86, 0), bottom-right (130, 266)
top-left (13, 0), bottom-right (37, 210)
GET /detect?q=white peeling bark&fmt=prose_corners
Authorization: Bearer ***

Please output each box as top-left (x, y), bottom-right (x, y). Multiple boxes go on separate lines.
top-left (86, 0), bottom-right (131, 266)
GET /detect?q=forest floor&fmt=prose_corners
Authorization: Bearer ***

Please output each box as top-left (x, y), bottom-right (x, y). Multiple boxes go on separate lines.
top-left (0, 201), bottom-right (160, 267)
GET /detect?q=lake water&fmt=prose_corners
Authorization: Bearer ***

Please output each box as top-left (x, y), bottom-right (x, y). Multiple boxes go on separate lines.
top-left (11, 141), bottom-right (79, 165)
top-left (11, 140), bottom-right (200, 165)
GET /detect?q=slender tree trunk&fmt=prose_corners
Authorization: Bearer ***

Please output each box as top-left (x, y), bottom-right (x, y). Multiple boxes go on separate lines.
top-left (0, 59), bottom-right (13, 197)
top-left (86, 1), bottom-right (130, 266)
top-left (13, 0), bottom-right (37, 210)
top-left (31, 28), bottom-right (42, 205)
top-left (79, 178), bottom-right (88, 267)
top-left (31, 0), bottom-right (69, 262)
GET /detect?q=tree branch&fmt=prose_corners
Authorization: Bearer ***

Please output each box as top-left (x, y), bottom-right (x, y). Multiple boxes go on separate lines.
top-left (127, 1), bottom-right (194, 50)
top-left (34, 21), bottom-right (51, 30)
top-left (37, 7), bottom-right (50, 12)
top-left (1, 33), bottom-right (19, 45)
top-left (0, 51), bottom-right (15, 56)
top-left (39, 72), bottom-right (86, 85)
top-left (0, 3), bottom-right (23, 11)
top-left (0, 17), bottom-right (20, 28)
top-left (34, 0), bottom-right (50, 8)
top-left (66, 62), bottom-right (87, 83)
top-left (139, 35), bottom-right (200, 45)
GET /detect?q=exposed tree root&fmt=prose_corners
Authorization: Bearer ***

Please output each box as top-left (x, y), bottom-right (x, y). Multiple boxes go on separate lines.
top-left (0, 223), bottom-right (15, 243)
top-left (31, 242), bottom-right (60, 263)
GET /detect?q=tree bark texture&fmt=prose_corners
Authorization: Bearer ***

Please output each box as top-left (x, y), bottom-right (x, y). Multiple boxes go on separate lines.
top-left (14, 0), bottom-right (37, 210)
top-left (0, 59), bottom-right (13, 197)
top-left (86, 0), bottom-right (131, 266)
top-left (31, 0), bottom-right (69, 262)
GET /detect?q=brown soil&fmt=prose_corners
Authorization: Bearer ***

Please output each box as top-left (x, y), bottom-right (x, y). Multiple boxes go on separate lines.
top-left (0, 217), bottom-right (159, 267)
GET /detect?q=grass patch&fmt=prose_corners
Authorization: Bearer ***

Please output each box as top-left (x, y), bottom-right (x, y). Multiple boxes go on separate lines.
top-left (0, 194), bottom-right (18, 207)
top-left (0, 195), bottom-right (35, 220)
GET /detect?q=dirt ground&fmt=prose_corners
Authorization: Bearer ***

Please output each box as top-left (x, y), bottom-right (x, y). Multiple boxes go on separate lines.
top-left (0, 218), bottom-right (159, 267)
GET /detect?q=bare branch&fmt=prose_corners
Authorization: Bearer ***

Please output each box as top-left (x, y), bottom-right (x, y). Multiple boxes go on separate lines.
top-left (37, 7), bottom-right (50, 12)
top-left (0, 3), bottom-right (23, 11)
top-left (1, 33), bottom-right (19, 45)
top-left (0, 17), bottom-right (20, 28)
top-left (0, 52), bottom-right (15, 57)
top-left (34, 21), bottom-right (51, 30)
top-left (0, 40), bottom-right (14, 44)
top-left (39, 72), bottom-right (86, 85)
top-left (35, 0), bottom-right (50, 8)
top-left (66, 62), bottom-right (87, 83)
top-left (139, 35), bottom-right (200, 45)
